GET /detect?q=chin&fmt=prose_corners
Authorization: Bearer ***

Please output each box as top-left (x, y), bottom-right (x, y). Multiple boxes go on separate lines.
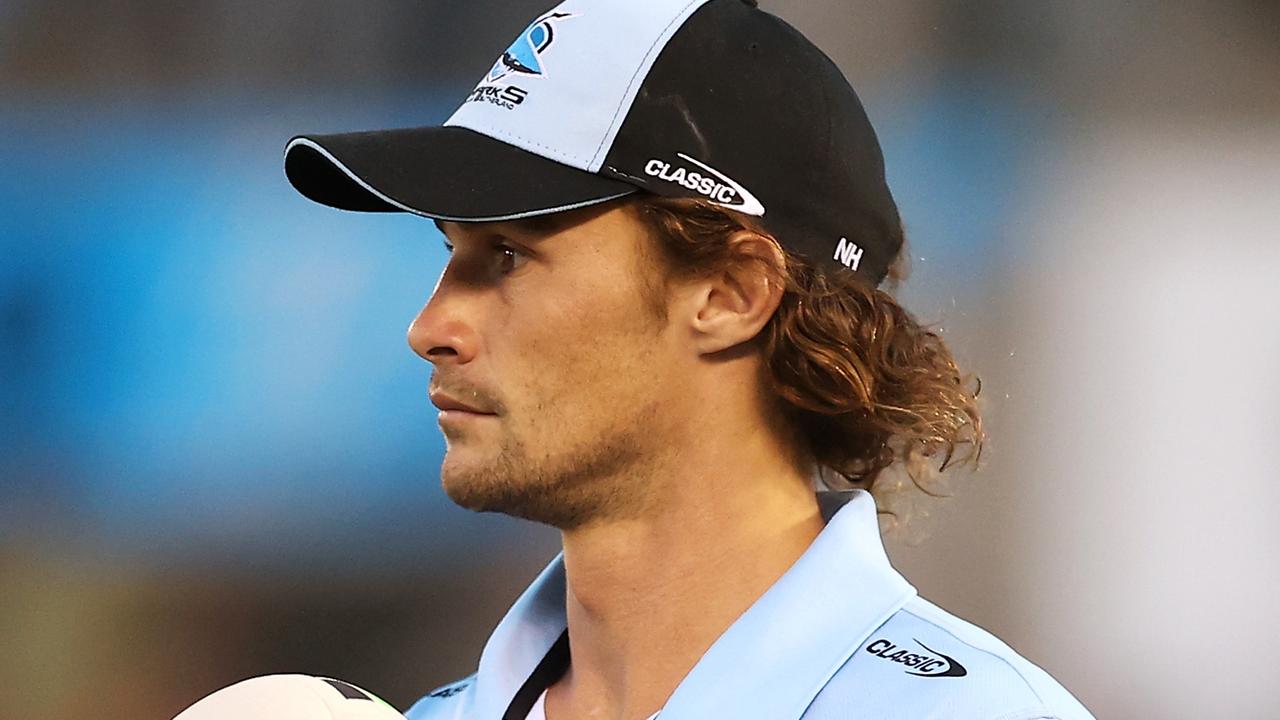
top-left (439, 454), bottom-right (493, 504)
top-left (436, 424), bottom-right (649, 528)
top-left (439, 450), bottom-right (520, 509)
top-left (438, 459), bottom-right (597, 529)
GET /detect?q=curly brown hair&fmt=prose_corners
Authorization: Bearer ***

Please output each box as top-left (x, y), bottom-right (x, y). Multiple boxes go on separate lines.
top-left (628, 195), bottom-right (983, 517)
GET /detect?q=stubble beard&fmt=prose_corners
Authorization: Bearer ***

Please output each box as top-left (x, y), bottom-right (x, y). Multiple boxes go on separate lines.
top-left (440, 401), bottom-right (662, 530)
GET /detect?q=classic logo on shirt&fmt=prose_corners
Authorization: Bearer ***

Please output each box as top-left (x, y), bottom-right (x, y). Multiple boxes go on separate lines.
top-left (426, 679), bottom-right (471, 698)
top-left (864, 638), bottom-right (968, 678)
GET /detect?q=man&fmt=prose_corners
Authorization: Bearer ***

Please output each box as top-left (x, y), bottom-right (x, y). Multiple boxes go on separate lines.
top-left (283, 1), bottom-right (1094, 718)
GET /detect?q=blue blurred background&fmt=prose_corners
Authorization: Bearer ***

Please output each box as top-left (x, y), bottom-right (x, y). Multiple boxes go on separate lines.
top-left (3, 1), bottom-right (1278, 718)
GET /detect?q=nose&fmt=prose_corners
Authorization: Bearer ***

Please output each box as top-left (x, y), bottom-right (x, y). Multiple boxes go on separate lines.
top-left (407, 280), bottom-right (479, 366)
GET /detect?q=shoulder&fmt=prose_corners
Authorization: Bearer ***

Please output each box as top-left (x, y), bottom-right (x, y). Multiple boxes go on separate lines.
top-left (805, 596), bottom-right (1095, 720)
top-left (403, 674), bottom-right (476, 720)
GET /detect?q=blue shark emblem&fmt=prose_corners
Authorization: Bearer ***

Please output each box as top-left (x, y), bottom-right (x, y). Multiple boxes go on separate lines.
top-left (487, 11), bottom-right (575, 83)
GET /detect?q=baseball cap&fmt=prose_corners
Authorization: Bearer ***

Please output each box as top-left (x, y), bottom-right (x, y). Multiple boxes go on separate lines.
top-left (284, 0), bottom-right (902, 285)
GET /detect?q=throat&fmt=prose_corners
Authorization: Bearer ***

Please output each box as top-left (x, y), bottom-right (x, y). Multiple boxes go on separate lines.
top-left (549, 486), bottom-right (825, 720)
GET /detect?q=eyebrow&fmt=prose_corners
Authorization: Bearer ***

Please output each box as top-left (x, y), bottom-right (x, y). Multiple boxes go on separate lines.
top-left (435, 215), bottom-right (566, 241)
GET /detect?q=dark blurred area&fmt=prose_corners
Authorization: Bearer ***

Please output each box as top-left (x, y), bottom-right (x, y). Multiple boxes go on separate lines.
top-left (3, 1), bottom-right (1278, 718)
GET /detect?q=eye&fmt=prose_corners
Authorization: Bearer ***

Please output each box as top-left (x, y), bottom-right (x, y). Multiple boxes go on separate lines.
top-left (491, 242), bottom-right (529, 275)
top-left (439, 236), bottom-right (529, 278)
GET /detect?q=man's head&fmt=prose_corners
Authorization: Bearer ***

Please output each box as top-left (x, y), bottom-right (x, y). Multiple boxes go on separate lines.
top-left (283, 0), bottom-right (984, 527)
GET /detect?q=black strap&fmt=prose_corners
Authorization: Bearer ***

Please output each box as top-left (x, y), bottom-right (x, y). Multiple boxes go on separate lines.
top-left (502, 629), bottom-right (571, 720)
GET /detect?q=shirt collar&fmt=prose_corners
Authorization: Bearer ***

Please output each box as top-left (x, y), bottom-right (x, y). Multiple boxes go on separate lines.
top-left (470, 489), bottom-right (917, 719)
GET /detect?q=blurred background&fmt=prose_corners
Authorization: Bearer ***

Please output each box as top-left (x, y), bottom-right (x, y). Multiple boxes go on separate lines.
top-left (2, 0), bottom-right (1278, 717)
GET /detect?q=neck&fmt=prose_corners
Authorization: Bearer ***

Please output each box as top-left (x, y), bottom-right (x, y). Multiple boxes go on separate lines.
top-left (545, 427), bottom-right (824, 720)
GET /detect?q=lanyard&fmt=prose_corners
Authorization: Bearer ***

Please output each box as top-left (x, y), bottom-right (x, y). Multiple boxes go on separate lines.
top-left (503, 631), bottom-right (571, 720)
top-left (502, 630), bottom-right (660, 720)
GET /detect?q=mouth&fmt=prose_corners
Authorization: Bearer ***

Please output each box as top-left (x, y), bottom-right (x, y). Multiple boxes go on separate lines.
top-left (429, 389), bottom-right (498, 416)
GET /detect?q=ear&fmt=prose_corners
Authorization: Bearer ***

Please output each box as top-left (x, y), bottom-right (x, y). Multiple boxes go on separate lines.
top-left (683, 231), bottom-right (786, 355)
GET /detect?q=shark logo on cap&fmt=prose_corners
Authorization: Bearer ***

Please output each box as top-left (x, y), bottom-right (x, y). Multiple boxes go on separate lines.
top-left (488, 11), bottom-right (575, 83)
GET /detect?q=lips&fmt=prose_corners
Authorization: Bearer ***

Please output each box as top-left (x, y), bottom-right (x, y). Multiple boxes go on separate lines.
top-left (429, 390), bottom-right (496, 415)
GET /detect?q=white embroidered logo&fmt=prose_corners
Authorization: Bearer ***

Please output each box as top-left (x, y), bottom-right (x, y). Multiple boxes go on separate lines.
top-left (643, 153), bottom-right (766, 216)
top-left (833, 237), bottom-right (864, 271)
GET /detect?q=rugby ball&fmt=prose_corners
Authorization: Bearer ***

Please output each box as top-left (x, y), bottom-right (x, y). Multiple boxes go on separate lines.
top-left (173, 674), bottom-right (406, 720)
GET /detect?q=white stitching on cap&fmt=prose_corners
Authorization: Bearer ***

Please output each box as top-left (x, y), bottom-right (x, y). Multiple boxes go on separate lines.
top-left (464, 124), bottom-right (595, 170)
top-left (284, 137), bottom-right (634, 222)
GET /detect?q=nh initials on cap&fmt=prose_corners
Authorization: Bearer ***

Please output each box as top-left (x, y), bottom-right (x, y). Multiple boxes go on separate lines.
top-left (834, 237), bottom-right (864, 271)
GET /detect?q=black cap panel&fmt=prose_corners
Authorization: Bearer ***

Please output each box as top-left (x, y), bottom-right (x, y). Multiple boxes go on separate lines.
top-left (599, 0), bottom-right (900, 285)
top-left (284, 126), bottom-right (636, 222)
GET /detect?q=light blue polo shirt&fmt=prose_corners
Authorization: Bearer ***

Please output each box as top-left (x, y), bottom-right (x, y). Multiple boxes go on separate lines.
top-left (405, 490), bottom-right (1094, 719)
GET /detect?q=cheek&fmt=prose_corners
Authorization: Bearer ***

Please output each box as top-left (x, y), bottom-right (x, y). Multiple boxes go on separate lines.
top-left (500, 279), bottom-right (664, 423)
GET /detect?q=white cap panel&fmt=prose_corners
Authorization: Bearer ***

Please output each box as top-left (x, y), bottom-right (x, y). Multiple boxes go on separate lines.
top-left (444, 0), bottom-right (714, 172)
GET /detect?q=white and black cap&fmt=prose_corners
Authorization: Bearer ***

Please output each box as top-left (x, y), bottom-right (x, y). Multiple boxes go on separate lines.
top-left (285, 0), bottom-right (902, 285)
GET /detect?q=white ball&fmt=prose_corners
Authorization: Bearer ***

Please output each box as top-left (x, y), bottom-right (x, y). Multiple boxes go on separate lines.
top-left (173, 674), bottom-right (406, 720)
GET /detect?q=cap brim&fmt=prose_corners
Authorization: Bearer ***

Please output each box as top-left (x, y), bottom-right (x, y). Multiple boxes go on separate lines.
top-left (284, 125), bottom-right (637, 222)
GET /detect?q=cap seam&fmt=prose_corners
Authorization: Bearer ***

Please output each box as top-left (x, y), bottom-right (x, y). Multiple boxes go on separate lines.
top-left (815, 48), bottom-right (836, 174)
top-left (588, 0), bottom-right (707, 169)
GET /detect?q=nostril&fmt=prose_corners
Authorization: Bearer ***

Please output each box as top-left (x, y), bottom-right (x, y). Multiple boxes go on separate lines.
top-left (427, 346), bottom-right (459, 360)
